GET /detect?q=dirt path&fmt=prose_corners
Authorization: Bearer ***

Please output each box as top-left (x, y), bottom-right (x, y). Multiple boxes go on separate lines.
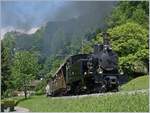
top-left (13, 106), bottom-right (30, 112)
top-left (51, 89), bottom-right (149, 99)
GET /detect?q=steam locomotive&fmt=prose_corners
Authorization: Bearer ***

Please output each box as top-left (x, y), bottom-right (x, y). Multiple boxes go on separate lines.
top-left (46, 33), bottom-right (121, 96)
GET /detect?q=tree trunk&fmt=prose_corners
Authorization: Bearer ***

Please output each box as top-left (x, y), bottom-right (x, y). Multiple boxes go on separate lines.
top-left (24, 85), bottom-right (27, 99)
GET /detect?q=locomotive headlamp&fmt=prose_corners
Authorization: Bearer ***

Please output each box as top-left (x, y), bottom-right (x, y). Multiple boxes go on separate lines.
top-left (120, 71), bottom-right (124, 75)
top-left (99, 69), bottom-right (103, 74)
top-left (119, 69), bottom-right (124, 75)
top-left (84, 72), bottom-right (87, 75)
top-left (97, 66), bottom-right (103, 74)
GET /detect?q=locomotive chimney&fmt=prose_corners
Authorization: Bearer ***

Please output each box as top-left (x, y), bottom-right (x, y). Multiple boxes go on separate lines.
top-left (102, 32), bottom-right (110, 46)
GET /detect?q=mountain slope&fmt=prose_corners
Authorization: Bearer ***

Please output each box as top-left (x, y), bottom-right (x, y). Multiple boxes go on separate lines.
top-left (5, 2), bottom-right (116, 58)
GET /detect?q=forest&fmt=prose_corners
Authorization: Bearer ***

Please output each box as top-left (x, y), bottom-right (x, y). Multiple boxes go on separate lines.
top-left (1, 1), bottom-right (149, 99)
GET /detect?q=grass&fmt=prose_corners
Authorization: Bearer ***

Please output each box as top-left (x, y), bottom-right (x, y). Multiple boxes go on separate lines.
top-left (17, 92), bottom-right (149, 112)
top-left (121, 75), bottom-right (149, 91)
top-left (11, 75), bottom-right (149, 112)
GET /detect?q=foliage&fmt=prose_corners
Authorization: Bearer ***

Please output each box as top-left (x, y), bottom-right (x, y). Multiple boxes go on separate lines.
top-left (106, 1), bottom-right (149, 76)
top-left (108, 22), bottom-right (148, 75)
top-left (1, 98), bottom-right (16, 112)
top-left (35, 90), bottom-right (44, 96)
top-left (11, 51), bottom-right (40, 98)
top-left (46, 56), bottom-right (64, 78)
top-left (32, 27), bottom-right (45, 52)
top-left (1, 34), bottom-right (16, 98)
top-left (121, 75), bottom-right (149, 91)
top-left (35, 80), bottom-right (46, 95)
top-left (82, 40), bottom-right (93, 54)
top-left (1, 99), bottom-right (16, 107)
top-left (107, 1), bottom-right (149, 28)
top-left (17, 92), bottom-right (148, 112)
top-left (69, 36), bottom-right (83, 55)
top-left (82, 31), bottom-right (103, 54)
top-left (2, 33), bottom-right (16, 50)
top-left (2, 89), bottom-right (15, 99)
top-left (1, 45), bottom-right (11, 98)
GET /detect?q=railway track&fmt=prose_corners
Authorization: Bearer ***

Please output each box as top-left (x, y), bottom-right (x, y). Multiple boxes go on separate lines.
top-left (51, 89), bottom-right (149, 99)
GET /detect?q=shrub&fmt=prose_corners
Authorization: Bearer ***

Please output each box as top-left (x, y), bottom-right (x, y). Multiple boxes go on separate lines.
top-left (35, 80), bottom-right (46, 95)
top-left (35, 89), bottom-right (44, 95)
top-left (1, 99), bottom-right (16, 112)
top-left (108, 22), bottom-right (148, 76)
top-left (2, 89), bottom-right (14, 98)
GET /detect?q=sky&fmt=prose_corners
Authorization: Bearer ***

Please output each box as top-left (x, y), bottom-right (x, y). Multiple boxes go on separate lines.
top-left (1, 1), bottom-right (68, 28)
top-left (0, 0), bottom-right (116, 38)
top-left (1, 0), bottom-right (67, 38)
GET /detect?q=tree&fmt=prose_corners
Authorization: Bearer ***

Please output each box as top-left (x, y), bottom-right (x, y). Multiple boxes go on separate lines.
top-left (105, 1), bottom-right (149, 77)
top-left (11, 51), bottom-right (40, 98)
top-left (107, 1), bottom-right (149, 29)
top-left (82, 30), bottom-right (103, 54)
top-left (1, 33), bottom-right (16, 98)
top-left (108, 22), bottom-right (148, 76)
top-left (31, 27), bottom-right (45, 52)
top-left (46, 56), bottom-right (63, 76)
top-left (1, 43), bottom-right (12, 98)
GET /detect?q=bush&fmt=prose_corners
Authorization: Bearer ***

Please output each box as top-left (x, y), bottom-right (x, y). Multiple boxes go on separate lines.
top-left (108, 22), bottom-right (148, 76)
top-left (35, 80), bottom-right (46, 95)
top-left (2, 89), bottom-right (14, 98)
top-left (35, 89), bottom-right (44, 95)
top-left (1, 99), bottom-right (16, 112)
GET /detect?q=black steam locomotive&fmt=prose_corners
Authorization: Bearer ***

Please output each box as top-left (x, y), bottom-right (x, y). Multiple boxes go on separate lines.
top-left (46, 33), bottom-right (121, 96)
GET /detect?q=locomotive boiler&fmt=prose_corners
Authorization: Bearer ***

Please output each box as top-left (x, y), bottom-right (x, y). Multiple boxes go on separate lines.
top-left (46, 33), bottom-right (121, 96)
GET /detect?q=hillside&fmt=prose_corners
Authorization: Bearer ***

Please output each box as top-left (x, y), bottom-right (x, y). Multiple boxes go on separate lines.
top-left (5, 2), bottom-right (116, 57)
top-left (121, 75), bottom-right (149, 91)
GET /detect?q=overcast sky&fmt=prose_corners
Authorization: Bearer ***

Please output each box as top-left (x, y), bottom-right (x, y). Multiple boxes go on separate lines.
top-left (1, 1), bottom-right (67, 28)
top-left (1, 0), bottom-right (116, 38)
top-left (1, 0), bottom-right (67, 38)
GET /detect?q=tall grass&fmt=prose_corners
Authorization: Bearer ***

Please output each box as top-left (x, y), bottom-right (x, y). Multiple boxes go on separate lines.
top-left (18, 92), bottom-right (149, 112)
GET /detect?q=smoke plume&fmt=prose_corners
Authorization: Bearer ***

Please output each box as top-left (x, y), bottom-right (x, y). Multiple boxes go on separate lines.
top-left (1, 1), bottom-right (116, 38)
